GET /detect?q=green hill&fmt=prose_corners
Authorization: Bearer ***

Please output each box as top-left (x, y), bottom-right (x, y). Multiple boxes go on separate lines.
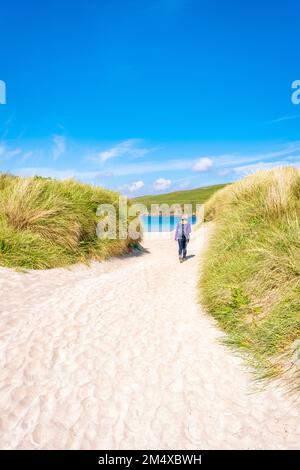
top-left (0, 174), bottom-right (139, 270)
top-left (133, 183), bottom-right (227, 213)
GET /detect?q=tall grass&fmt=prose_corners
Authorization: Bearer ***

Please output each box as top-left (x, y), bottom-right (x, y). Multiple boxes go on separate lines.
top-left (0, 174), bottom-right (140, 269)
top-left (200, 167), bottom-right (300, 391)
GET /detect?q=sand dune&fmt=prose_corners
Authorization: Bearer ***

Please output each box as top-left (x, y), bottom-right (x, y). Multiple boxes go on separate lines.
top-left (0, 227), bottom-right (299, 449)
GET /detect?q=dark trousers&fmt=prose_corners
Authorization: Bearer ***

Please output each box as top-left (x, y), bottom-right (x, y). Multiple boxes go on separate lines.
top-left (178, 237), bottom-right (187, 258)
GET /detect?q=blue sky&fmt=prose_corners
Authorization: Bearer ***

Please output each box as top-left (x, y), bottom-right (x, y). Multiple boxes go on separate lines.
top-left (0, 0), bottom-right (300, 195)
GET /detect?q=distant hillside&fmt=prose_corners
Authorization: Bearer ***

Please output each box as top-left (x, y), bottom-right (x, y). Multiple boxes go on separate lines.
top-left (132, 184), bottom-right (227, 212)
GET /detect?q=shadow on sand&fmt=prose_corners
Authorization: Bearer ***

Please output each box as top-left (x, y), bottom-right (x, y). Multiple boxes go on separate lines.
top-left (183, 254), bottom-right (195, 261)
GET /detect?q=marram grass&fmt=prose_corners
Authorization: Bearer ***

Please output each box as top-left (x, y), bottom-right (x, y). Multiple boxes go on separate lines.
top-left (200, 167), bottom-right (300, 391)
top-left (0, 174), bottom-right (140, 270)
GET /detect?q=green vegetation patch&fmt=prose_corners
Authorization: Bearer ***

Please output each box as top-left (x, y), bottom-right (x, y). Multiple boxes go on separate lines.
top-left (0, 174), bottom-right (139, 269)
top-left (133, 184), bottom-right (227, 213)
top-left (200, 167), bottom-right (300, 390)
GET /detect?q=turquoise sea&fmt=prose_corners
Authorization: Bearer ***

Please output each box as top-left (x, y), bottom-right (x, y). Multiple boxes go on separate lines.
top-left (140, 215), bottom-right (197, 232)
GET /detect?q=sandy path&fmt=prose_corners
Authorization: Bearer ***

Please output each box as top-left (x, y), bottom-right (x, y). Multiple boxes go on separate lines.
top-left (0, 227), bottom-right (299, 450)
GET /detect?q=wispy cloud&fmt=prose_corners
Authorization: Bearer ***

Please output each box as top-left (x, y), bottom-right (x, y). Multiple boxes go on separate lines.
top-left (0, 115), bottom-right (15, 140)
top-left (125, 180), bottom-right (145, 193)
top-left (20, 151), bottom-right (37, 163)
top-left (233, 160), bottom-right (300, 175)
top-left (217, 168), bottom-right (231, 177)
top-left (153, 177), bottom-right (172, 190)
top-left (192, 157), bottom-right (213, 172)
top-left (104, 142), bottom-right (300, 178)
top-left (105, 159), bottom-right (192, 176)
top-left (172, 175), bottom-right (197, 188)
top-left (52, 135), bottom-right (66, 160)
top-left (215, 142), bottom-right (300, 168)
top-left (15, 167), bottom-right (108, 182)
top-left (0, 141), bottom-right (22, 161)
top-left (269, 115), bottom-right (300, 124)
top-left (179, 179), bottom-right (192, 189)
top-left (8, 139), bottom-right (300, 194)
top-left (98, 139), bottom-right (154, 162)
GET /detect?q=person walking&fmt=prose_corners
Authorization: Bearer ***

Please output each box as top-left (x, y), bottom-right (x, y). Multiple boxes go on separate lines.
top-left (174, 214), bottom-right (191, 262)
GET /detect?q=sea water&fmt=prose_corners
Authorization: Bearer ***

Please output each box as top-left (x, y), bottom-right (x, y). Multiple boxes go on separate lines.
top-left (140, 215), bottom-right (197, 232)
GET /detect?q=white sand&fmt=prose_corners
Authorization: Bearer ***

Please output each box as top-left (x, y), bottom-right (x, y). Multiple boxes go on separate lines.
top-left (0, 227), bottom-right (299, 450)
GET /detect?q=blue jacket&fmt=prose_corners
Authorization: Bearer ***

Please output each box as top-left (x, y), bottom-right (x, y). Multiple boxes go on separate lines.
top-left (174, 221), bottom-right (191, 240)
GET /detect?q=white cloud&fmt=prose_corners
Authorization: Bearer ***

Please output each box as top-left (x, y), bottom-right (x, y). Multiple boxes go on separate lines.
top-left (269, 115), bottom-right (300, 124)
top-left (128, 180), bottom-right (145, 192)
top-left (20, 151), bottom-right (36, 162)
top-left (16, 167), bottom-right (74, 179)
top-left (98, 139), bottom-right (152, 162)
top-left (52, 135), bottom-right (66, 160)
top-left (218, 168), bottom-right (231, 177)
top-left (104, 159), bottom-right (195, 177)
top-left (84, 142), bottom-right (300, 179)
top-left (192, 157), bottom-right (213, 172)
top-left (178, 179), bottom-right (192, 189)
top-left (216, 143), bottom-right (300, 168)
top-left (153, 177), bottom-right (172, 190)
top-left (233, 161), bottom-right (300, 175)
top-left (14, 167), bottom-right (109, 182)
top-left (0, 142), bottom-right (22, 160)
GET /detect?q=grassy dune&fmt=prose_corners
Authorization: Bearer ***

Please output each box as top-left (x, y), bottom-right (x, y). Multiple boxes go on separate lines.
top-left (200, 167), bottom-right (300, 390)
top-left (0, 174), bottom-right (139, 270)
top-left (133, 183), bottom-right (227, 213)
